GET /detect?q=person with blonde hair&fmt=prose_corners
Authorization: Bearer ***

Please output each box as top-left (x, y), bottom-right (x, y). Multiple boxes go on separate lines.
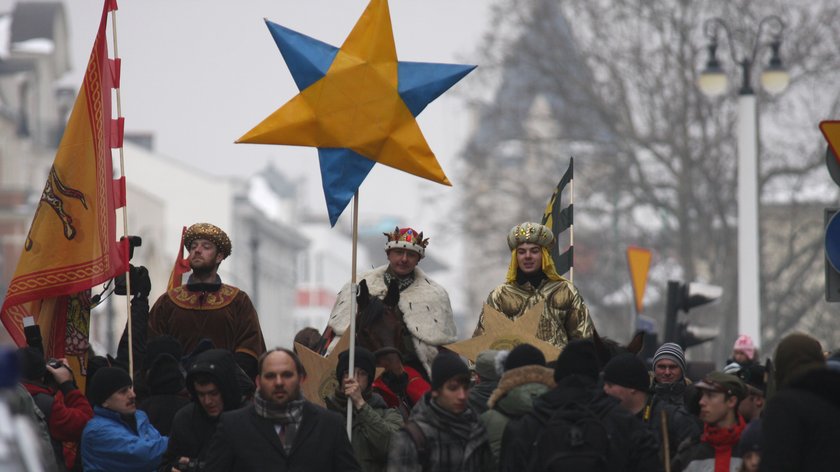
top-left (473, 222), bottom-right (592, 349)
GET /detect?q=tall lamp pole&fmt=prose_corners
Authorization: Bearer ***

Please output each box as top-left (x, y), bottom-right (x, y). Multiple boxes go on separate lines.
top-left (697, 16), bottom-right (789, 346)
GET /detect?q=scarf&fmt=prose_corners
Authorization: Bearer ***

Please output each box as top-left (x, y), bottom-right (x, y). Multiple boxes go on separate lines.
top-left (384, 268), bottom-right (415, 292)
top-left (429, 397), bottom-right (475, 441)
top-left (701, 416), bottom-right (746, 472)
top-left (254, 393), bottom-right (304, 453)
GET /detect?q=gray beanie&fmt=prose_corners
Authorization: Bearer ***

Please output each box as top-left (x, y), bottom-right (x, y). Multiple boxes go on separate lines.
top-left (653, 343), bottom-right (687, 378)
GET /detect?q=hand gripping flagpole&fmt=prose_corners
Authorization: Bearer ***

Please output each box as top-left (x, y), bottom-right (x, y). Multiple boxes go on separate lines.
top-left (109, 3), bottom-right (134, 380)
top-left (347, 191), bottom-right (359, 437)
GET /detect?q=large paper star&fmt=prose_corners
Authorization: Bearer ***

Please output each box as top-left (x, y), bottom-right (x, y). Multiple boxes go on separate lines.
top-left (445, 301), bottom-right (560, 363)
top-left (295, 333), bottom-right (350, 407)
top-left (237, 0), bottom-right (475, 225)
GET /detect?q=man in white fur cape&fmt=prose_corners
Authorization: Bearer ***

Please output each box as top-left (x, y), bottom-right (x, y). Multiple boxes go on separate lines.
top-left (326, 227), bottom-right (457, 380)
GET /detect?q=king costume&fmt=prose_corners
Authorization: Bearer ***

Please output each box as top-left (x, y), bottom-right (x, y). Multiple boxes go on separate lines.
top-left (148, 223), bottom-right (266, 369)
top-left (474, 222), bottom-right (592, 349)
top-left (327, 227), bottom-right (457, 377)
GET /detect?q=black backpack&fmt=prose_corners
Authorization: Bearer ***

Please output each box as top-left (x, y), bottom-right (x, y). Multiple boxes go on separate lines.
top-left (529, 401), bottom-right (611, 472)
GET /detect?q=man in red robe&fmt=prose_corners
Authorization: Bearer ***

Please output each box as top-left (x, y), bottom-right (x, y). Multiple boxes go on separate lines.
top-left (149, 223), bottom-right (266, 379)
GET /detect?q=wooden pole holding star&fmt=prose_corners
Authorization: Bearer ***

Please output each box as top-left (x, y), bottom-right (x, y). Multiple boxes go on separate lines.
top-left (236, 0), bottom-right (475, 438)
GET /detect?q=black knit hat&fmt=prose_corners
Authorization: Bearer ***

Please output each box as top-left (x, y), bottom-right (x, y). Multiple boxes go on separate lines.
top-left (336, 347), bottom-right (376, 382)
top-left (143, 335), bottom-right (183, 373)
top-left (603, 353), bottom-right (650, 392)
top-left (554, 339), bottom-right (600, 383)
top-left (88, 367), bottom-right (132, 406)
top-left (146, 353), bottom-right (185, 395)
top-left (16, 347), bottom-right (46, 382)
top-left (431, 353), bottom-right (469, 390)
top-left (504, 343), bottom-right (546, 371)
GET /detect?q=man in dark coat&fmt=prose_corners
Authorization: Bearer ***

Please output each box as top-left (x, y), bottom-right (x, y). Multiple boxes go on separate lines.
top-left (138, 353), bottom-right (189, 436)
top-left (499, 340), bottom-right (662, 472)
top-left (160, 349), bottom-right (244, 472)
top-left (760, 333), bottom-right (840, 471)
top-left (204, 348), bottom-right (359, 471)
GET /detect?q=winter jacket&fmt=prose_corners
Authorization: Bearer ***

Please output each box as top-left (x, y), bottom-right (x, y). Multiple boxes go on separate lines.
top-left (760, 368), bottom-right (840, 471)
top-left (645, 390), bottom-right (702, 460)
top-left (203, 402), bottom-right (360, 472)
top-left (475, 277), bottom-right (592, 350)
top-left (159, 348), bottom-right (245, 472)
top-left (467, 379), bottom-right (497, 415)
top-left (326, 393), bottom-right (403, 472)
top-left (23, 380), bottom-right (93, 470)
top-left (136, 351), bottom-right (190, 437)
top-left (387, 392), bottom-right (492, 472)
top-left (81, 406), bottom-right (168, 472)
top-left (373, 365), bottom-right (430, 416)
top-left (670, 418), bottom-right (746, 472)
top-left (480, 365), bottom-right (554, 469)
top-left (499, 374), bottom-right (662, 472)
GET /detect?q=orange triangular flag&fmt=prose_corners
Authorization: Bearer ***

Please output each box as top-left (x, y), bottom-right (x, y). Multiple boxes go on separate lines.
top-left (626, 246), bottom-right (652, 314)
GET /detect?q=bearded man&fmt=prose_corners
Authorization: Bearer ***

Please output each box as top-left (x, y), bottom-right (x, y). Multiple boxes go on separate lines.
top-left (326, 227), bottom-right (456, 378)
top-left (149, 223), bottom-right (266, 378)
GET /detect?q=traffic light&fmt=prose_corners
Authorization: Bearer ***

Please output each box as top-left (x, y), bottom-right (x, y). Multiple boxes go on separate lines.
top-left (664, 280), bottom-right (723, 349)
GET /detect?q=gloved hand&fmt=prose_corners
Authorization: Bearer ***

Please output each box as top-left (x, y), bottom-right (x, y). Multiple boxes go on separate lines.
top-left (131, 265), bottom-right (151, 298)
top-left (114, 265), bottom-right (151, 298)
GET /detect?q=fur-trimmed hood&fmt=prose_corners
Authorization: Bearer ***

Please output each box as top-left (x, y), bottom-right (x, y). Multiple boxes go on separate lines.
top-left (487, 365), bottom-right (556, 409)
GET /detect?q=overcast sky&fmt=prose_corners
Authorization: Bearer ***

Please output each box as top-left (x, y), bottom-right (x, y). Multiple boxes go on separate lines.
top-left (58, 0), bottom-right (492, 229)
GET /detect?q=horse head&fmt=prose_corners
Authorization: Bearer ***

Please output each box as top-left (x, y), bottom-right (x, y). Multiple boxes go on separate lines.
top-left (355, 279), bottom-right (404, 352)
top-left (592, 327), bottom-right (645, 368)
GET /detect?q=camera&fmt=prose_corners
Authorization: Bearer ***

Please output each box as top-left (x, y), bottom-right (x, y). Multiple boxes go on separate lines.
top-left (175, 459), bottom-right (205, 472)
top-left (46, 358), bottom-right (64, 369)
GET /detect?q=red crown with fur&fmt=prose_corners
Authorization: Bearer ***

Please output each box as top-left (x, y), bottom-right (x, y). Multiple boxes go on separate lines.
top-left (383, 226), bottom-right (429, 259)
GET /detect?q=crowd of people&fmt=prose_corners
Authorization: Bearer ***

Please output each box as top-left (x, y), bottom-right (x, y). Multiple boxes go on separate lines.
top-left (4, 221), bottom-right (840, 471)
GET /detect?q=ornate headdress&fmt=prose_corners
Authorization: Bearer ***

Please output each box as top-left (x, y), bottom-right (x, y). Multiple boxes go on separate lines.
top-left (505, 222), bottom-right (564, 283)
top-left (184, 223), bottom-right (232, 259)
top-left (383, 226), bottom-right (429, 259)
top-left (506, 222), bottom-right (555, 250)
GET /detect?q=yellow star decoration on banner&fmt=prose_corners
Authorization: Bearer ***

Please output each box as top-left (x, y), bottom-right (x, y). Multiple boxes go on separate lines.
top-left (237, 0), bottom-right (450, 186)
top-left (446, 301), bottom-right (560, 363)
top-left (295, 333), bottom-right (350, 408)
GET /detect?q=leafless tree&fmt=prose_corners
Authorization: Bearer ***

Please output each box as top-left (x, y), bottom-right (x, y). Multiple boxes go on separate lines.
top-left (458, 0), bottom-right (840, 361)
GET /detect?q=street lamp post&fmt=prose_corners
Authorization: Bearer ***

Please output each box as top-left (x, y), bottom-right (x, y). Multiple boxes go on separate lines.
top-left (698, 16), bottom-right (789, 346)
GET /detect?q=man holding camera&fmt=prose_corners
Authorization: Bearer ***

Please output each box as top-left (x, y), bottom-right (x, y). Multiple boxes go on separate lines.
top-left (17, 347), bottom-right (93, 471)
top-left (149, 223), bottom-right (266, 379)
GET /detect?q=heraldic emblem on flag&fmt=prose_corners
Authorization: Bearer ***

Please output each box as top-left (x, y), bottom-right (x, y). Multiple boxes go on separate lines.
top-left (0, 0), bottom-right (127, 389)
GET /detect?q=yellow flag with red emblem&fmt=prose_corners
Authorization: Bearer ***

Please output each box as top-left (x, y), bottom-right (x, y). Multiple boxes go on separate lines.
top-left (0, 0), bottom-right (126, 390)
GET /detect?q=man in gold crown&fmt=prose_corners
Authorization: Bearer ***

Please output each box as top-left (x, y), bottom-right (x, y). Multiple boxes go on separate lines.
top-left (327, 227), bottom-right (456, 380)
top-left (149, 223), bottom-right (266, 379)
top-left (473, 222), bottom-right (592, 349)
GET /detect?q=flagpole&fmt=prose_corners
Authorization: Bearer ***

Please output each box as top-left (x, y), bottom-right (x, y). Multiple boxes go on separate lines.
top-left (346, 191), bottom-right (359, 438)
top-left (569, 161), bottom-right (574, 284)
top-left (109, 7), bottom-right (133, 380)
